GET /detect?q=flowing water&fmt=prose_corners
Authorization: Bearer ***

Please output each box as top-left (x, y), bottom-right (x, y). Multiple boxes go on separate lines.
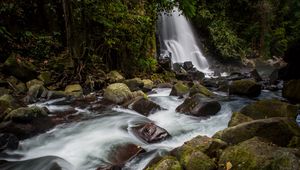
top-left (158, 8), bottom-right (211, 73)
top-left (1, 88), bottom-right (283, 170)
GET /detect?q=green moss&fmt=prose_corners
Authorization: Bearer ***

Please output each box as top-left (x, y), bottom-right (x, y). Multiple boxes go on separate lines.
top-left (147, 156), bottom-right (182, 170)
top-left (189, 83), bottom-right (214, 97)
top-left (170, 82), bottom-right (189, 96)
top-left (228, 112), bottom-right (254, 127)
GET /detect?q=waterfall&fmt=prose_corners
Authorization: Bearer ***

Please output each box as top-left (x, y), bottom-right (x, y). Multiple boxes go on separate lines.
top-left (158, 8), bottom-right (210, 73)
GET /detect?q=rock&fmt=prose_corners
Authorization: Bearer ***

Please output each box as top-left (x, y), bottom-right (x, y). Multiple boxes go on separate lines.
top-left (6, 76), bottom-right (27, 94)
top-left (131, 98), bottom-right (162, 116)
top-left (107, 143), bottom-right (145, 167)
top-left (124, 78), bottom-right (144, 91)
top-left (173, 63), bottom-right (184, 72)
top-left (228, 112), bottom-right (253, 127)
top-left (131, 122), bottom-right (170, 143)
top-left (183, 61), bottom-right (194, 71)
top-left (189, 83), bottom-right (214, 97)
top-left (187, 69), bottom-right (205, 81)
top-left (107, 71), bottom-right (125, 83)
top-left (213, 117), bottom-right (300, 146)
top-left (170, 82), bottom-right (189, 96)
top-left (37, 71), bottom-right (52, 85)
top-left (179, 150), bottom-right (216, 170)
top-left (104, 83), bottom-right (132, 104)
top-left (147, 156), bottom-right (182, 170)
top-left (239, 99), bottom-right (298, 120)
top-left (219, 137), bottom-right (300, 170)
top-left (0, 94), bottom-right (18, 120)
top-left (24, 84), bottom-right (48, 103)
top-left (132, 90), bottom-right (147, 99)
top-left (158, 55), bottom-right (171, 71)
top-left (229, 79), bottom-right (261, 97)
top-left (0, 133), bottom-right (19, 151)
top-left (283, 79), bottom-right (300, 103)
top-left (142, 79), bottom-right (154, 92)
top-left (250, 69), bottom-right (263, 82)
top-left (46, 91), bottom-right (67, 100)
top-left (2, 53), bottom-right (37, 82)
top-left (157, 83), bottom-right (173, 88)
top-left (26, 79), bottom-right (44, 89)
top-left (0, 116), bottom-right (54, 139)
top-left (288, 136), bottom-right (300, 148)
top-left (226, 72), bottom-right (247, 81)
top-left (4, 106), bottom-right (48, 123)
top-left (64, 84), bottom-right (83, 97)
top-left (0, 156), bottom-right (74, 170)
top-left (176, 94), bottom-right (221, 117)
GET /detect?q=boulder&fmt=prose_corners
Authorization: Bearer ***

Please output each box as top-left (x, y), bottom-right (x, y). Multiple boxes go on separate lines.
top-left (6, 76), bottom-right (27, 94)
top-left (2, 53), bottom-right (37, 82)
top-left (240, 99), bottom-right (298, 120)
top-left (213, 117), bottom-right (300, 146)
top-left (107, 71), bottom-right (125, 83)
top-left (183, 61), bottom-right (194, 71)
top-left (178, 150), bottom-right (216, 170)
top-left (282, 79), bottom-right (300, 103)
top-left (189, 83), bottom-right (214, 97)
top-left (0, 133), bottom-right (19, 151)
top-left (26, 79), bottom-right (44, 89)
top-left (104, 83), bottom-right (132, 104)
top-left (176, 94), bottom-right (221, 117)
top-left (0, 94), bottom-right (19, 121)
top-left (147, 156), bottom-right (182, 170)
top-left (142, 79), bottom-right (154, 92)
top-left (250, 69), bottom-right (263, 82)
top-left (124, 78), bottom-right (144, 91)
top-left (187, 69), bottom-right (205, 81)
top-left (170, 82), bottom-right (189, 96)
top-left (37, 71), bottom-right (52, 85)
top-left (229, 79), bottom-right (261, 97)
top-left (157, 83), bottom-right (173, 88)
top-left (131, 122), bottom-right (170, 143)
top-left (228, 112), bottom-right (253, 127)
top-left (24, 84), bottom-right (48, 103)
top-left (4, 106), bottom-right (48, 123)
top-left (64, 84), bottom-right (83, 97)
top-left (131, 98), bottom-right (162, 116)
top-left (219, 137), bottom-right (300, 170)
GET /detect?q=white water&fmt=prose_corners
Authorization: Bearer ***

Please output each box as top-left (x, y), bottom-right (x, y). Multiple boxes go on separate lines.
top-left (3, 88), bottom-right (243, 170)
top-left (158, 8), bottom-right (211, 73)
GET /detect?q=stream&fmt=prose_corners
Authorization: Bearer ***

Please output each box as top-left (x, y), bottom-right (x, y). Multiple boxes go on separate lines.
top-left (1, 88), bottom-right (283, 170)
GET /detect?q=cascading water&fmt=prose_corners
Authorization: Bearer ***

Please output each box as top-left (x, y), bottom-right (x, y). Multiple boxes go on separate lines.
top-left (158, 8), bottom-right (210, 73)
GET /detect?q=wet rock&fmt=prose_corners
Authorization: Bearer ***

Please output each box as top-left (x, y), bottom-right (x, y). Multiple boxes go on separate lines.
top-left (0, 133), bottom-right (19, 152)
top-left (0, 94), bottom-right (19, 121)
top-left (2, 53), bottom-right (37, 82)
top-left (142, 79), bottom-right (154, 92)
top-left (283, 79), bottom-right (300, 103)
top-left (170, 82), bottom-right (189, 96)
top-left (4, 106), bottom-right (48, 123)
top-left (228, 112), bottom-right (253, 127)
top-left (173, 63), bottom-right (184, 72)
top-left (213, 117), bottom-right (300, 146)
top-left (0, 156), bottom-right (74, 170)
top-left (183, 61), bottom-right (194, 71)
top-left (158, 56), bottom-right (171, 71)
top-left (176, 94), bottom-right (221, 117)
top-left (64, 84), bottom-right (83, 97)
top-left (157, 83), bottom-right (173, 88)
top-left (24, 84), bottom-right (48, 103)
top-left (187, 69), bottom-right (205, 81)
top-left (107, 71), bottom-right (125, 83)
top-left (47, 90), bottom-right (67, 100)
top-left (37, 71), bottom-right (52, 85)
top-left (104, 83), bottom-right (132, 104)
top-left (147, 156), bottom-right (182, 170)
top-left (229, 79), bottom-right (261, 97)
top-left (26, 79), bottom-right (44, 89)
top-left (131, 98), bottom-right (162, 116)
top-left (189, 83), bottom-right (214, 97)
top-left (6, 76), bottom-right (27, 94)
top-left (131, 122), bottom-right (170, 143)
top-left (226, 72), bottom-right (247, 81)
top-left (124, 78), bottom-right (144, 91)
top-left (107, 143), bottom-right (145, 167)
top-left (219, 137), bottom-right (300, 170)
top-left (250, 69), bottom-right (263, 82)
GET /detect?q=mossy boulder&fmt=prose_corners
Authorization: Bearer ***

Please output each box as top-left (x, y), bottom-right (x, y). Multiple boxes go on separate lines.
top-left (3, 53), bottom-right (37, 82)
top-left (64, 84), bottom-right (83, 97)
top-left (213, 117), bottom-right (300, 146)
top-left (24, 84), bottom-right (48, 103)
top-left (107, 71), bottom-right (125, 83)
top-left (0, 94), bottom-right (18, 120)
top-left (142, 79), bottom-right (154, 92)
top-left (131, 98), bottom-right (162, 116)
top-left (6, 76), bottom-right (27, 94)
top-left (229, 79), bottom-right (261, 97)
top-left (26, 79), bottom-right (44, 89)
top-left (4, 106), bottom-right (48, 123)
top-left (228, 112), bottom-right (253, 127)
top-left (124, 78), bottom-right (144, 91)
top-left (104, 83), bottom-right (133, 104)
top-left (283, 79), bottom-right (300, 103)
top-left (147, 156), bottom-right (182, 170)
top-left (37, 71), bottom-right (52, 85)
top-left (241, 99), bottom-right (298, 119)
top-left (218, 137), bottom-right (300, 170)
top-left (189, 83), bottom-right (214, 97)
top-left (170, 82), bottom-right (189, 96)
top-left (176, 94), bottom-right (221, 117)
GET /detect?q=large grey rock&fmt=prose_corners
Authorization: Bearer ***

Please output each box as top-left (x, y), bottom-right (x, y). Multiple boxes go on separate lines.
top-left (229, 79), bottom-right (261, 97)
top-left (104, 83), bottom-right (132, 104)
